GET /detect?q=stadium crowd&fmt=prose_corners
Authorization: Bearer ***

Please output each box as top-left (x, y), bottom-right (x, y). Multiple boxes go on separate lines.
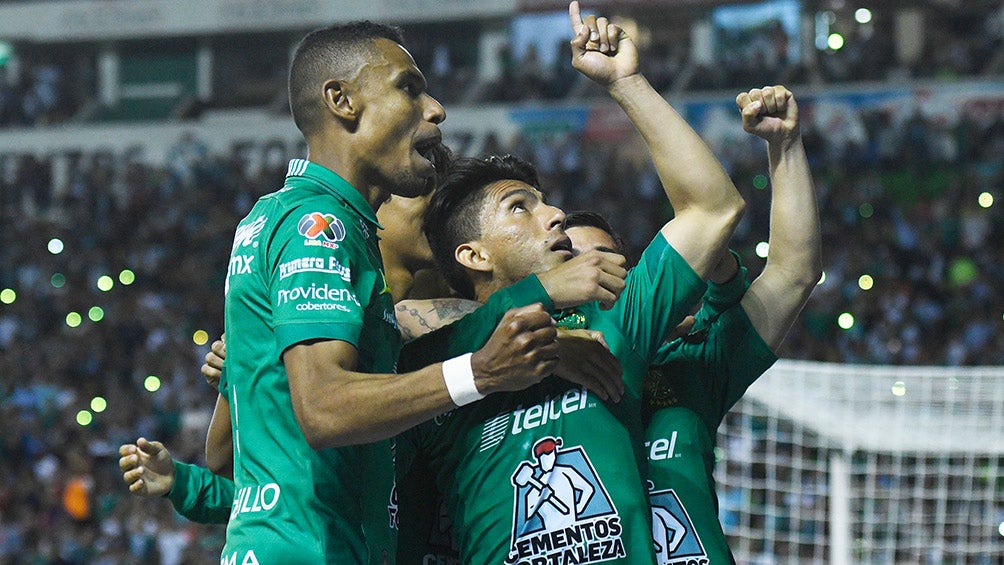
top-left (0, 3), bottom-right (1002, 558)
top-left (0, 4), bottom-right (1000, 125)
top-left (1, 82), bottom-right (1002, 559)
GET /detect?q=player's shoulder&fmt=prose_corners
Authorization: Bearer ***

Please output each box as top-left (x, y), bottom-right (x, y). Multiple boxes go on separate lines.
top-left (253, 184), bottom-right (359, 233)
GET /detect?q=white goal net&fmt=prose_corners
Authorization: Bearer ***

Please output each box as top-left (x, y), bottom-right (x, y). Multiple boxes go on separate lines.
top-left (716, 360), bottom-right (1004, 564)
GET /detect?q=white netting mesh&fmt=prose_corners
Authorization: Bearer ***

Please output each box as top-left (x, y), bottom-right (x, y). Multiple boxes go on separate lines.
top-left (716, 360), bottom-right (1004, 563)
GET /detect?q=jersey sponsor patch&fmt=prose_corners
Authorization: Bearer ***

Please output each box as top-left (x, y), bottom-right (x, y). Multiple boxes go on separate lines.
top-left (506, 437), bottom-right (625, 564)
top-left (226, 215), bottom-right (268, 295)
top-left (298, 212), bottom-right (346, 248)
top-left (276, 282), bottom-right (359, 310)
top-left (232, 215), bottom-right (267, 251)
top-left (647, 485), bottom-right (707, 565)
top-left (479, 387), bottom-right (593, 453)
top-left (278, 256), bottom-right (352, 282)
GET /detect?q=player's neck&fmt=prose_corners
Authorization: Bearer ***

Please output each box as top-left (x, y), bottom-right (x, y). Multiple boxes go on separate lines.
top-left (473, 275), bottom-right (518, 304)
top-left (306, 141), bottom-right (387, 211)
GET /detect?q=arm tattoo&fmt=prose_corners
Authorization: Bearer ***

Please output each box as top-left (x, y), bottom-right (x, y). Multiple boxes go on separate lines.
top-left (396, 302), bottom-right (436, 343)
top-left (395, 299), bottom-right (481, 342)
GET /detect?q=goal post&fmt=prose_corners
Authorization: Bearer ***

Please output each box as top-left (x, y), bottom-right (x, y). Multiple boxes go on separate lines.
top-left (716, 360), bottom-right (1004, 563)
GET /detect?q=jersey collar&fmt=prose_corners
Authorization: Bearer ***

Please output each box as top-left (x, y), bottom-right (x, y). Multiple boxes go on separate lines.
top-left (285, 159), bottom-right (383, 228)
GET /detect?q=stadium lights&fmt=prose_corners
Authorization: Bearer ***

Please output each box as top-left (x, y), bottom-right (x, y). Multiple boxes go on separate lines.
top-left (76, 410), bottom-right (93, 426)
top-left (854, 8), bottom-right (872, 24)
top-left (88, 306), bottom-right (104, 322)
top-left (891, 381), bottom-right (906, 396)
top-left (978, 192), bottom-right (993, 208)
top-left (828, 33), bottom-right (845, 50)
top-left (998, 521), bottom-right (1004, 538)
top-left (0, 288), bottom-right (14, 304)
top-left (144, 375), bottom-right (161, 392)
top-left (193, 330), bottom-right (209, 345)
top-left (90, 396), bottom-right (107, 413)
top-left (858, 274), bottom-right (874, 291)
top-left (817, 272), bottom-right (826, 285)
top-left (119, 269), bottom-right (136, 285)
top-left (97, 275), bottom-right (114, 292)
top-left (51, 273), bottom-right (65, 288)
top-left (755, 241), bottom-right (770, 258)
top-left (838, 312), bottom-right (854, 330)
top-left (47, 238), bottom-right (64, 254)
top-left (66, 312), bottom-right (82, 328)
top-left (752, 174), bottom-right (769, 190)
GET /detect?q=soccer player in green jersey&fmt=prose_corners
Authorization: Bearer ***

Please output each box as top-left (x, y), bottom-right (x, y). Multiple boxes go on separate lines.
top-left (642, 85), bottom-right (820, 565)
top-left (214, 21), bottom-right (602, 564)
top-left (393, 3), bottom-right (745, 562)
top-left (121, 136), bottom-right (629, 564)
top-left (563, 85), bottom-right (820, 564)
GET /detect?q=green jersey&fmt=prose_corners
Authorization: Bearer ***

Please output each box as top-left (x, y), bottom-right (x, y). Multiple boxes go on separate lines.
top-left (644, 257), bottom-right (777, 565)
top-left (222, 159), bottom-right (400, 565)
top-left (397, 236), bottom-right (704, 565)
top-left (159, 274), bottom-right (555, 545)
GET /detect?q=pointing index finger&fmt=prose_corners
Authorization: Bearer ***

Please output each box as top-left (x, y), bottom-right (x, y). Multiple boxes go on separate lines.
top-left (569, 1), bottom-right (584, 31)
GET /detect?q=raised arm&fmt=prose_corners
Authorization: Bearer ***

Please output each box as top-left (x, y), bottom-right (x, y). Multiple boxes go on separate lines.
top-left (568, 1), bottom-right (744, 278)
top-left (736, 85), bottom-right (822, 351)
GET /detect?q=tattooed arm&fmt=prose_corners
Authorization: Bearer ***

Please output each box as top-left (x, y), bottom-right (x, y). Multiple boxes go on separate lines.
top-left (395, 298), bottom-right (481, 342)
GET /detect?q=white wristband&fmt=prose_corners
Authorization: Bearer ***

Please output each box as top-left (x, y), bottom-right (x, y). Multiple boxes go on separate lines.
top-left (442, 353), bottom-right (484, 406)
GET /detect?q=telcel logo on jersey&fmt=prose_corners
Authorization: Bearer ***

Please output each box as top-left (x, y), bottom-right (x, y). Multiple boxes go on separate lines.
top-left (506, 437), bottom-right (625, 565)
top-left (299, 211), bottom-right (346, 249)
top-left (480, 387), bottom-right (591, 453)
top-left (645, 431), bottom-right (679, 461)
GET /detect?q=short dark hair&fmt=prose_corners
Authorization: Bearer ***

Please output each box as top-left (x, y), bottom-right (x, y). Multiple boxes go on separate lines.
top-left (424, 154), bottom-right (540, 299)
top-left (289, 21), bottom-right (405, 137)
top-left (564, 211), bottom-right (627, 255)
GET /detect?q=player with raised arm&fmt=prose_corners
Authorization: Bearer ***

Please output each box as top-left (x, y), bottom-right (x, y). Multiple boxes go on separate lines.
top-left (643, 85), bottom-right (821, 563)
top-left (394, 3), bottom-right (745, 562)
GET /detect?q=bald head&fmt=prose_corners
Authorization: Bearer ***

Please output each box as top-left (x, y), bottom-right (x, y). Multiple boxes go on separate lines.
top-left (289, 21), bottom-right (405, 137)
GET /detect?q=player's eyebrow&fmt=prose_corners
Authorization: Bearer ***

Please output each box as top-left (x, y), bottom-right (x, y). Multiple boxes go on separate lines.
top-left (499, 187), bottom-right (543, 205)
top-left (393, 67), bottom-right (427, 90)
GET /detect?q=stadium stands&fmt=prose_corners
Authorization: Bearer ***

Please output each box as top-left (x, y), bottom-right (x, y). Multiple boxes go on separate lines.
top-left (1, 1), bottom-right (1002, 562)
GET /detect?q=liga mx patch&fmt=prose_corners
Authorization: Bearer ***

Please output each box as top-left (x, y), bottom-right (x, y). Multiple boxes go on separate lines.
top-left (647, 486), bottom-right (707, 565)
top-left (506, 437), bottom-right (625, 564)
top-left (298, 212), bottom-right (346, 249)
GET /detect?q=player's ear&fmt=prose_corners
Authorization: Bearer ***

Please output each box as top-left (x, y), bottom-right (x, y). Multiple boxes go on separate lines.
top-left (455, 241), bottom-right (492, 274)
top-left (322, 78), bottom-right (359, 125)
